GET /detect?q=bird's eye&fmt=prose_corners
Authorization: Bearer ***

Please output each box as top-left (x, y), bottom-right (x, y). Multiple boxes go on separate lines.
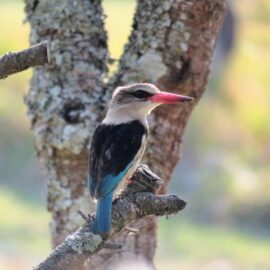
top-left (133, 90), bottom-right (153, 99)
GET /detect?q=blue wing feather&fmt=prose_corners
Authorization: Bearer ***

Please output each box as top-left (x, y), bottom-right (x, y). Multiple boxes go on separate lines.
top-left (93, 192), bottom-right (113, 234)
top-left (97, 163), bottom-right (132, 197)
top-left (88, 120), bottom-right (147, 234)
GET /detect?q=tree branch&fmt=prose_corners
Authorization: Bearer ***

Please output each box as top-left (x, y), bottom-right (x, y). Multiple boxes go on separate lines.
top-left (0, 41), bottom-right (49, 80)
top-left (34, 165), bottom-right (186, 270)
top-left (22, 0), bottom-right (226, 268)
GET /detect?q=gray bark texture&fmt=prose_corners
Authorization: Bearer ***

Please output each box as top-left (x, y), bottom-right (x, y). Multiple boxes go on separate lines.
top-left (24, 0), bottom-right (226, 269)
top-left (34, 165), bottom-right (186, 270)
top-left (0, 41), bottom-right (49, 79)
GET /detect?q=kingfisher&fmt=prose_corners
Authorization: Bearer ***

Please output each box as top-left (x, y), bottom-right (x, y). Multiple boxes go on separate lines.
top-left (88, 83), bottom-right (193, 235)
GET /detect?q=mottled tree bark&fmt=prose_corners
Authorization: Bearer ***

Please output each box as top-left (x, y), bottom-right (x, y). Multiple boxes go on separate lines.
top-left (34, 165), bottom-right (186, 270)
top-left (0, 41), bottom-right (48, 79)
top-left (24, 0), bottom-right (225, 269)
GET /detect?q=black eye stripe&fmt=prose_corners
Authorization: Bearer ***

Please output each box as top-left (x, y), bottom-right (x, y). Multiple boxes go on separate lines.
top-left (132, 89), bottom-right (153, 99)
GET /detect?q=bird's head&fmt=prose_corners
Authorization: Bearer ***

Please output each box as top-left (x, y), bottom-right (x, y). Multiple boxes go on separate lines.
top-left (104, 83), bottom-right (194, 124)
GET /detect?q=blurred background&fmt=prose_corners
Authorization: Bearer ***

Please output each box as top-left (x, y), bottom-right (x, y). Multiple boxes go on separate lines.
top-left (0, 0), bottom-right (269, 269)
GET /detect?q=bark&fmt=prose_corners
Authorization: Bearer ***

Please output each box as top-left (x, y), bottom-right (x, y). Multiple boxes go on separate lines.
top-left (0, 41), bottom-right (48, 79)
top-left (24, 0), bottom-right (226, 269)
top-left (34, 165), bottom-right (186, 270)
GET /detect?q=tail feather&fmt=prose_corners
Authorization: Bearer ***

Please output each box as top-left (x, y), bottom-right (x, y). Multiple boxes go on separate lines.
top-left (93, 192), bottom-right (113, 234)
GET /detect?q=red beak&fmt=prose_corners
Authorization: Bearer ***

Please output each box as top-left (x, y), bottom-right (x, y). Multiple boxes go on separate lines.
top-left (149, 91), bottom-right (194, 104)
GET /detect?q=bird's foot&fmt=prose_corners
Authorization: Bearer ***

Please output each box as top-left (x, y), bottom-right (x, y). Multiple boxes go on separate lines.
top-left (88, 213), bottom-right (95, 222)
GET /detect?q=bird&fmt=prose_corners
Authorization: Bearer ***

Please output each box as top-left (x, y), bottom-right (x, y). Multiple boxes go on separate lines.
top-left (88, 83), bottom-right (193, 235)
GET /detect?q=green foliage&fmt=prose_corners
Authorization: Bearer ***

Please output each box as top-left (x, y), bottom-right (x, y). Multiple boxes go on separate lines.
top-left (0, 187), bottom-right (50, 252)
top-left (157, 217), bottom-right (270, 269)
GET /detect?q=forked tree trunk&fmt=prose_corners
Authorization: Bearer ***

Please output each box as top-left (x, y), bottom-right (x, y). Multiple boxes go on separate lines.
top-left (24, 0), bottom-right (225, 268)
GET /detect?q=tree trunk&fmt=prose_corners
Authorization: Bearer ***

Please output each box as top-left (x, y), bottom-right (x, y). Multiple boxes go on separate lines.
top-left (24, 0), bottom-right (225, 268)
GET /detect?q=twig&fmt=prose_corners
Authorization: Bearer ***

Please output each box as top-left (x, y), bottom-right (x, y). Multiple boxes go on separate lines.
top-left (77, 210), bottom-right (88, 222)
top-left (0, 41), bottom-right (49, 80)
top-left (34, 165), bottom-right (186, 270)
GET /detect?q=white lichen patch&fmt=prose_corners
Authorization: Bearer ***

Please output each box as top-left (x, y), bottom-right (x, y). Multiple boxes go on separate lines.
top-left (184, 32), bottom-right (191, 41)
top-left (180, 43), bottom-right (188, 52)
top-left (49, 180), bottom-right (72, 211)
top-left (162, 2), bottom-right (171, 11)
top-left (175, 61), bottom-right (182, 69)
top-left (173, 20), bottom-right (185, 30)
top-left (137, 50), bottom-right (167, 82)
top-left (61, 124), bottom-right (89, 154)
top-left (160, 13), bottom-right (171, 27)
top-left (49, 85), bottom-right (62, 97)
top-left (66, 193), bottom-right (95, 232)
top-left (180, 13), bottom-right (187, 20)
top-left (66, 230), bottom-right (102, 254)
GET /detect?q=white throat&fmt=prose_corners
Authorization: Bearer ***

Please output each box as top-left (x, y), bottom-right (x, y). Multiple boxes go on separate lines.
top-left (102, 107), bottom-right (148, 127)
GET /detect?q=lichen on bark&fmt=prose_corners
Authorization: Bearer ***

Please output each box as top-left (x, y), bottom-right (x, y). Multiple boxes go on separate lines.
top-left (24, 0), bottom-right (110, 246)
top-left (34, 165), bottom-right (186, 270)
top-left (24, 0), bottom-right (226, 268)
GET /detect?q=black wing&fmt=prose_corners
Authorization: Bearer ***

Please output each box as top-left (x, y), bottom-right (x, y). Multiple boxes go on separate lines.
top-left (88, 120), bottom-right (147, 199)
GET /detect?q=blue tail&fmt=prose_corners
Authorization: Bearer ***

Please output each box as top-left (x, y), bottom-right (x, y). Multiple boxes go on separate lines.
top-left (93, 192), bottom-right (113, 234)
